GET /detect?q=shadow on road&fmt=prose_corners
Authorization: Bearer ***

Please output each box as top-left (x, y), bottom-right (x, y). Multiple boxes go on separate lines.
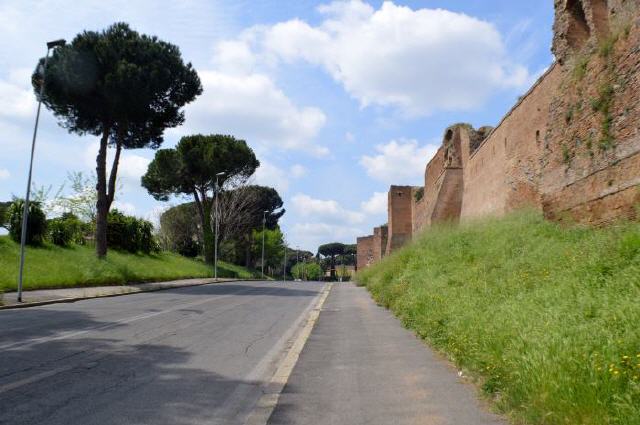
top-left (164, 282), bottom-right (321, 298)
top-left (0, 310), bottom-right (265, 425)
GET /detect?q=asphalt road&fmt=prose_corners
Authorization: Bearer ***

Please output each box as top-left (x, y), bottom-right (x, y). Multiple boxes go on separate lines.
top-left (0, 280), bottom-right (325, 425)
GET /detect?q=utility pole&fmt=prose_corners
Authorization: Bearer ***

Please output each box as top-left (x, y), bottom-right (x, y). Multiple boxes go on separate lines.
top-left (283, 245), bottom-right (287, 284)
top-left (303, 255), bottom-right (307, 281)
top-left (17, 39), bottom-right (66, 303)
top-left (214, 172), bottom-right (225, 280)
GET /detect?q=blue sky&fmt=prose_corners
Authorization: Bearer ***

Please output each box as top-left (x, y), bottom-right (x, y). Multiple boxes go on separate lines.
top-left (0, 0), bottom-right (555, 250)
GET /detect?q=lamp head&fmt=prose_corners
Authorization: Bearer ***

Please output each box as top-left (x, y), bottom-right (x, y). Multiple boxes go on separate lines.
top-left (47, 39), bottom-right (66, 49)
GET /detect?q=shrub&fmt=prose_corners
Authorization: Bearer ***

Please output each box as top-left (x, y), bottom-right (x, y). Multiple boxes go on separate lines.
top-left (107, 210), bottom-right (158, 254)
top-left (291, 262), bottom-right (322, 280)
top-left (8, 200), bottom-right (47, 245)
top-left (0, 201), bottom-right (11, 229)
top-left (158, 203), bottom-right (202, 256)
top-left (48, 213), bottom-right (83, 246)
top-left (176, 238), bottom-right (200, 258)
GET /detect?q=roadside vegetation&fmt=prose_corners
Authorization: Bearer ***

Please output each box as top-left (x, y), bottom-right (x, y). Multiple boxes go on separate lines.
top-left (0, 235), bottom-right (257, 292)
top-left (357, 211), bottom-right (640, 424)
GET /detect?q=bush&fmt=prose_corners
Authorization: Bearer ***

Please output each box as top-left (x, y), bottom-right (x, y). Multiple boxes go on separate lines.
top-left (107, 210), bottom-right (158, 254)
top-left (291, 262), bottom-right (322, 280)
top-left (8, 200), bottom-right (47, 245)
top-left (0, 201), bottom-right (11, 229)
top-left (176, 238), bottom-right (200, 257)
top-left (158, 203), bottom-right (202, 257)
top-left (48, 213), bottom-right (83, 246)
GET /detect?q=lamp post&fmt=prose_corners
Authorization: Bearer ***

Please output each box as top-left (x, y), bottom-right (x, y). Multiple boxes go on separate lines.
top-left (17, 39), bottom-right (66, 303)
top-left (214, 172), bottom-right (225, 280)
top-left (282, 243), bottom-right (287, 284)
top-left (303, 255), bottom-right (307, 281)
top-left (261, 210), bottom-right (267, 280)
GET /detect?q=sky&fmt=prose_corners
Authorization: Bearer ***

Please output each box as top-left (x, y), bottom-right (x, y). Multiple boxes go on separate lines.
top-left (0, 0), bottom-right (555, 251)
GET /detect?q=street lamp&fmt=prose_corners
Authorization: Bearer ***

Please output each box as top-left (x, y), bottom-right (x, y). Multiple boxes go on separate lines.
top-left (282, 243), bottom-right (287, 284)
top-left (17, 38), bottom-right (66, 303)
top-left (214, 172), bottom-right (225, 280)
top-left (261, 210), bottom-right (267, 279)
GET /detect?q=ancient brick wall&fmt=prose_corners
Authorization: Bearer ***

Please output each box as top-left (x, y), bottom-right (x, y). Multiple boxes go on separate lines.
top-left (412, 196), bottom-right (428, 234)
top-left (373, 225), bottom-right (389, 259)
top-left (461, 65), bottom-right (562, 219)
top-left (357, 0), bottom-right (640, 268)
top-left (543, 0), bottom-right (640, 224)
top-left (386, 186), bottom-right (414, 254)
top-left (356, 235), bottom-right (375, 270)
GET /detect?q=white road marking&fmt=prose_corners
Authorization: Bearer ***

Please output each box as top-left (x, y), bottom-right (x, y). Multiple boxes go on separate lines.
top-left (244, 283), bottom-right (333, 425)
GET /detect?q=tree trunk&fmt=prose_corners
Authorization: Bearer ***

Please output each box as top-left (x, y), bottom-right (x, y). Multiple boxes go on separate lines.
top-left (202, 202), bottom-right (214, 264)
top-left (330, 255), bottom-right (336, 278)
top-left (244, 237), bottom-right (252, 268)
top-left (95, 128), bottom-right (110, 258)
top-left (193, 190), bottom-right (214, 264)
top-left (95, 127), bottom-right (121, 259)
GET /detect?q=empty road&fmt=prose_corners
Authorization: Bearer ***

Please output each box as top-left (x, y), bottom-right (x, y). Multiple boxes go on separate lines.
top-left (0, 281), bottom-right (325, 425)
top-left (0, 280), bottom-right (505, 425)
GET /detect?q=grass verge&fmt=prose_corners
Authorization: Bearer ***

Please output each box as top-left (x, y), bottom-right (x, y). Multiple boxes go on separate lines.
top-left (0, 235), bottom-right (259, 292)
top-left (357, 211), bottom-right (640, 424)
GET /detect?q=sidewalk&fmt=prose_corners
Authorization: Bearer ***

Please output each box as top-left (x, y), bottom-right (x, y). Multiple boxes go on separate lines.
top-left (0, 277), bottom-right (232, 308)
top-left (268, 283), bottom-right (507, 425)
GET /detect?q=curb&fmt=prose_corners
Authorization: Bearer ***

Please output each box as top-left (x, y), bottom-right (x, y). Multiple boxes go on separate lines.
top-left (0, 278), bottom-right (264, 310)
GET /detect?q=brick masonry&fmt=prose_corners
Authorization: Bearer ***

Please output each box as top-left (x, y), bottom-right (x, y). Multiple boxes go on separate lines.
top-left (357, 0), bottom-right (640, 268)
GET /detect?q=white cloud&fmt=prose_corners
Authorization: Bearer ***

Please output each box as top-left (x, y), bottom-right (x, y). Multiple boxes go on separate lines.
top-left (290, 164), bottom-right (306, 178)
top-left (0, 168), bottom-right (10, 180)
top-left (112, 200), bottom-right (136, 215)
top-left (118, 154), bottom-right (151, 180)
top-left (247, 0), bottom-right (530, 116)
top-left (290, 221), bottom-right (365, 251)
top-left (179, 71), bottom-right (327, 156)
top-left (360, 191), bottom-right (387, 215)
top-left (253, 160), bottom-right (289, 193)
top-left (0, 69), bottom-right (36, 119)
top-left (212, 40), bottom-right (256, 74)
top-left (360, 139), bottom-right (437, 185)
top-left (292, 193), bottom-right (364, 225)
top-left (345, 131), bottom-right (355, 143)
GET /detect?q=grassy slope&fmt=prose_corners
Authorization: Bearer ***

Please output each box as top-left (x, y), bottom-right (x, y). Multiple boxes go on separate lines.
top-left (0, 235), bottom-right (258, 292)
top-left (357, 211), bottom-right (640, 425)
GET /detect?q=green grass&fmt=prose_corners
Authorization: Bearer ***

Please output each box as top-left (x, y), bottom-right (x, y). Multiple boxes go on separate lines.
top-left (357, 211), bottom-right (640, 425)
top-left (0, 235), bottom-right (259, 292)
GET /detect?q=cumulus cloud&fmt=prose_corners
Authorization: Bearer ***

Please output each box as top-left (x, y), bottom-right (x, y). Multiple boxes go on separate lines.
top-left (112, 200), bottom-right (136, 215)
top-left (0, 168), bottom-right (10, 180)
top-left (0, 69), bottom-right (36, 120)
top-left (179, 71), bottom-right (327, 156)
top-left (253, 160), bottom-right (291, 194)
top-left (360, 139), bottom-right (438, 185)
top-left (118, 154), bottom-right (151, 180)
top-left (360, 191), bottom-right (387, 215)
top-left (82, 142), bottom-right (150, 185)
top-left (244, 0), bottom-right (530, 116)
top-left (290, 221), bottom-right (365, 250)
top-left (292, 193), bottom-right (365, 225)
